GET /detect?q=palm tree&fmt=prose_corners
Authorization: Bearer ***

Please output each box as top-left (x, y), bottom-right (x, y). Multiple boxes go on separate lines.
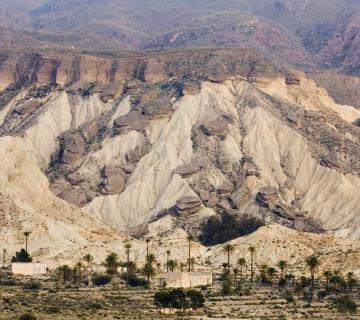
top-left (267, 267), bottom-right (277, 283)
top-left (233, 268), bottom-right (239, 284)
top-left (248, 246), bottom-right (256, 284)
top-left (2, 249), bottom-right (6, 269)
top-left (347, 272), bottom-right (357, 292)
top-left (294, 281), bottom-right (304, 298)
top-left (123, 240), bottom-right (132, 264)
top-left (104, 252), bottom-right (119, 274)
top-left (187, 234), bottom-right (194, 272)
top-left (237, 258), bottom-right (246, 282)
top-left (330, 270), bottom-right (346, 293)
top-left (223, 244), bottom-right (235, 275)
top-left (180, 262), bottom-right (186, 272)
top-left (144, 253), bottom-right (156, 284)
top-left (57, 265), bottom-right (72, 284)
top-left (277, 260), bottom-right (287, 279)
top-left (146, 238), bottom-right (150, 262)
top-left (166, 250), bottom-right (170, 272)
top-left (259, 264), bottom-right (268, 284)
top-left (83, 254), bottom-right (94, 272)
top-left (323, 270), bottom-right (333, 288)
top-left (189, 257), bottom-right (196, 272)
top-left (23, 231), bottom-right (31, 252)
top-left (148, 253), bottom-right (156, 265)
top-left (168, 260), bottom-right (178, 272)
top-left (73, 262), bottom-right (84, 284)
top-left (306, 255), bottom-right (320, 289)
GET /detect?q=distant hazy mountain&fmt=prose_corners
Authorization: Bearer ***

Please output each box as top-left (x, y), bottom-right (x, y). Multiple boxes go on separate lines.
top-left (0, 0), bottom-right (359, 73)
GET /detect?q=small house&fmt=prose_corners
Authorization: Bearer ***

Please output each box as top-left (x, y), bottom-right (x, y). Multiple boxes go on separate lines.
top-left (12, 263), bottom-right (47, 276)
top-left (155, 271), bottom-right (212, 288)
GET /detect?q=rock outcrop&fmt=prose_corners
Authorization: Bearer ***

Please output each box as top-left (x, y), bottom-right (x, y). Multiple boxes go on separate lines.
top-left (100, 165), bottom-right (127, 195)
top-left (175, 196), bottom-right (203, 216)
top-left (58, 131), bottom-right (86, 167)
top-left (113, 112), bottom-right (149, 134)
top-left (13, 99), bottom-right (40, 115)
top-left (173, 163), bottom-right (200, 178)
top-left (256, 187), bottom-right (279, 208)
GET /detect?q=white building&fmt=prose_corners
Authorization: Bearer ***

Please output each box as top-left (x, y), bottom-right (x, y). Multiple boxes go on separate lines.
top-left (155, 272), bottom-right (213, 288)
top-left (12, 263), bottom-right (47, 276)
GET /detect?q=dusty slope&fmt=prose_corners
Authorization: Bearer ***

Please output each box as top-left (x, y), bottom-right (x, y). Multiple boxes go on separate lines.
top-left (0, 135), bottom-right (128, 268)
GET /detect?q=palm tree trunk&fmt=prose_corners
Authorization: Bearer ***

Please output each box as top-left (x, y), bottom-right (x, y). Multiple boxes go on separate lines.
top-left (146, 243), bottom-right (149, 262)
top-left (2, 249), bottom-right (5, 269)
top-left (166, 254), bottom-right (169, 273)
top-left (311, 270), bottom-right (315, 289)
top-left (227, 251), bottom-right (230, 274)
top-left (188, 240), bottom-right (191, 272)
top-left (250, 253), bottom-right (254, 284)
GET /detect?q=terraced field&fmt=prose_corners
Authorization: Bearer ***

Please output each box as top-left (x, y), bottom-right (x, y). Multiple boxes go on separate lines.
top-left (1, 278), bottom-right (359, 320)
top-left (204, 286), bottom-right (360, 319)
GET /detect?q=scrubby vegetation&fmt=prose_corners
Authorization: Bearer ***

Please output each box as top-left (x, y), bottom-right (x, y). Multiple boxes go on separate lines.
top-left (199, 212), bottom-right (264, 245)
top-left (332, 295), bottom-right (358, 314)
top-left (92, 274), bottom-right (112, 286)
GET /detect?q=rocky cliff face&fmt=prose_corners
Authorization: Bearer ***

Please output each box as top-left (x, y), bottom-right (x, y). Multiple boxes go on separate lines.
top-left (2, 48), bottom-right (360, 267)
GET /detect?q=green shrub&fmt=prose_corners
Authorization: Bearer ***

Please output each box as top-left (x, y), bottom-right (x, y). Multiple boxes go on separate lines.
top-left (221, 280), bottom-right (232, 296)
top-left (278, 278), bottom-right (287, 288)
top-left (11, 249), bottom-right (32, 263)
top-left (332, 295), bottom-right (358, 314)
top-left (282, 290), bottom-right (294, 303)
top-left (0, 279), bottom-right (18, 286)
top-left (120, 273), bottom-right (147, 287)
top-left (154, 290), bottom-right (171, 309)
top-left (92, 275), bottom-right (112, 286)
top-left (154, 289), bottom-right (205, 311)
top-left (86, 302), bottom-right (103, 310)
top-left (24, 281), bottom-right (41, 290)
top-left (19, 314), bottom-right (36, 320)
top-left (187, 290), bottom-right (205, 309)
top-left (317, 290), bottom-right (328, 301)
top-left (46, 306), bottom-right (60, 314)
top-left (168, 288), bottom-right (189, 310)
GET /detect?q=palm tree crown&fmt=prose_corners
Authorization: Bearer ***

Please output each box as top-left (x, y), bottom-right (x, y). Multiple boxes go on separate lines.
top-left (306, 255), bottom-right (320, 288)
